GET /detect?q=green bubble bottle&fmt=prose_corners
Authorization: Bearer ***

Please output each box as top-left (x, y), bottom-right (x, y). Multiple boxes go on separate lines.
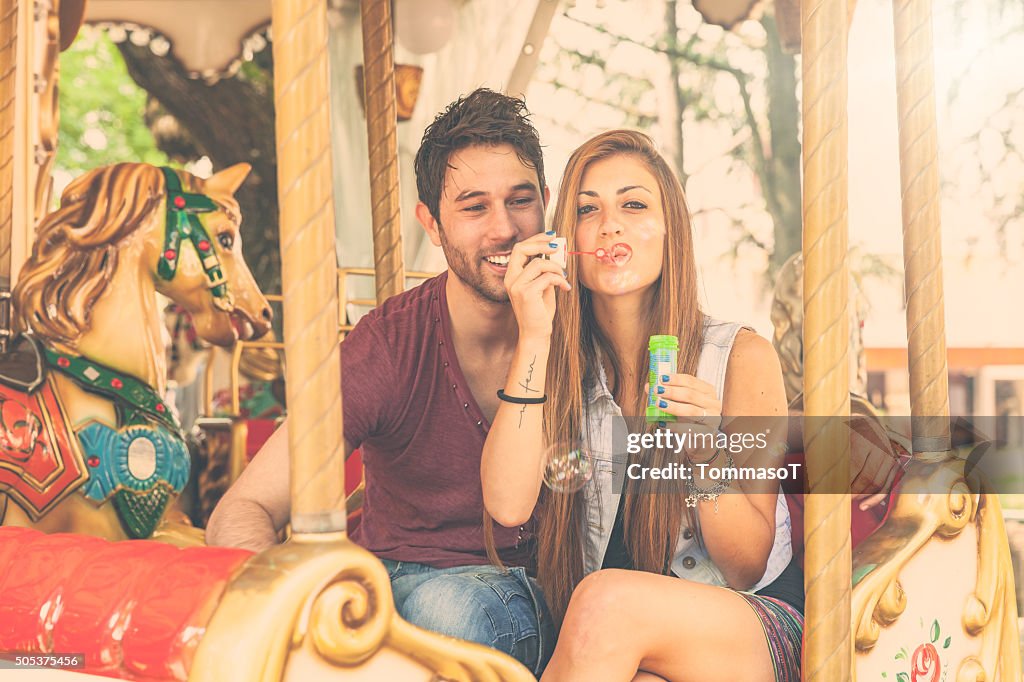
top-left (646, 335), bottom-right (678, 423)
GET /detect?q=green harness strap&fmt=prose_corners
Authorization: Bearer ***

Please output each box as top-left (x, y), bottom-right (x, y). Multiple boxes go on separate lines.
top-left (157, 167), bottom-right (233, 311)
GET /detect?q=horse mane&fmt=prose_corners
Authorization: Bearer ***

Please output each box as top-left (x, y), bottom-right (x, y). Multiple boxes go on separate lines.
top-left (12, 163), bottom-right (235, 347)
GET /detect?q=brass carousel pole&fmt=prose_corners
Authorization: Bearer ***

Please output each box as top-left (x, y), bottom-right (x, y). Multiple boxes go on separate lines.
top-left (0, 0), bottom-right (16, 353)
top-left (271, 0), bottom-right (346, 533)
top-left (891, 0), bottom-right (950, 457)
top-left (189, 2), bottom-right (537, 679)
top-left (360, 0), bottom-right (405, 305)
top-left (800, 0), bottom-right (852, 678)
top-left (890, 5), bottom-right (1020, 679)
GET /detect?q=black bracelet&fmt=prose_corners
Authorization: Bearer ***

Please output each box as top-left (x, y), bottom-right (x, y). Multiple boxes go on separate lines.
top-left (686, 446), bottom-right (724, 467)
top-left (497, 389), bottom-right (547, 405)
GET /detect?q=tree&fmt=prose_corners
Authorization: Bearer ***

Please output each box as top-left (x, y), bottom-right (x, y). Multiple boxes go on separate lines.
top-left (942, 0), bottom-right (1024, 261)
top-left (116, 38), bottom-right (281, 293)
top-left (57, 29), bottom-right (168, 178)
top-left (535, 0), bottom-right (802, 275)
top-left (59, 28), bottom-right (281, 293)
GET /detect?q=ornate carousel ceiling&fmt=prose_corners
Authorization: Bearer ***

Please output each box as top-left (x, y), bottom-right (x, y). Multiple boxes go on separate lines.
top-left (58, 0), bottom-right (805, 75)
top-left (81, 0), bottom-right (271, 78)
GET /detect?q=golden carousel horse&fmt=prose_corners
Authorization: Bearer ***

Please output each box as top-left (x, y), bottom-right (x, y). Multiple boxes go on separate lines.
top-left (0, 162), bottom-right (271, 540)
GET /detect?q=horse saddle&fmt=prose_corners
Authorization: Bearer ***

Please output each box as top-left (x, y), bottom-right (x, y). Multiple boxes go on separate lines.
top-left (0, 336), bottom-right (89, 520)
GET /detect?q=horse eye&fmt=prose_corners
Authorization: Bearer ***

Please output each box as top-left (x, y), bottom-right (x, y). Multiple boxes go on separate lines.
top-left (217, 232), bottom-right (235, 250)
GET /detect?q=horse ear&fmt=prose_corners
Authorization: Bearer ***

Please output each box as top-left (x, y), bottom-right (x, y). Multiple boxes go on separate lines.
top-left (205, 163), bottom-right (252, 196)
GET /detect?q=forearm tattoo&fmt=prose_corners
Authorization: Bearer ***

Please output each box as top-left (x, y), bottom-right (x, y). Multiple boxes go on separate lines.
top-left (518, 356), bottom-right (537, 428)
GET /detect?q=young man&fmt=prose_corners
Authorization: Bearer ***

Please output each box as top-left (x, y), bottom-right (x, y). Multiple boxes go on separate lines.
top-left (207, 89), bottom-right (554, 673)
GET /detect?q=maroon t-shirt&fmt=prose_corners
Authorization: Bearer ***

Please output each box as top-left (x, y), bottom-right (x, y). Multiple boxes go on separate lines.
top-left (342, 273), bottom-right (533, 568)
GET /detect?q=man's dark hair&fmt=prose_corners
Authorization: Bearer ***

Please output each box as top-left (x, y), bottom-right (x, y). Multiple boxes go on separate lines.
top-left (414, 88), bottom-right (545, 224)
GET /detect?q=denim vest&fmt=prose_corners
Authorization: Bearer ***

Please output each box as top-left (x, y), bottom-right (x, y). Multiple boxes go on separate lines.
top-left (580, 318), bottom-right (792, 590)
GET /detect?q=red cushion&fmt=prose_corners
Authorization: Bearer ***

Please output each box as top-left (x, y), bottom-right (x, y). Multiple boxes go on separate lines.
top-left (0, 527), bottom-right (252, 679)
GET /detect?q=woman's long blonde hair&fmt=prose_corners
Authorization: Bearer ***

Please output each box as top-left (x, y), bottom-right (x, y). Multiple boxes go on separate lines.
top-left (538, 130), bottom-right (706, 624)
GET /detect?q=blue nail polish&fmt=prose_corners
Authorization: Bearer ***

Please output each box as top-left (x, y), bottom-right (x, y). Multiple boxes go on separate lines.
top-left (549, 242), bottom-right (558, 248)
top-left (563, 269), bottom-right (568, 277)
top-left (658, 400), bottom-right (668, 409)
top-left (657, 421), bottom-right (667, 428)
top-left (656, 386), bottom-right (665, 394)
top-left (545, 230), bottom-right (556, 236)
top-left (661, 375), bottom-right (670, 382)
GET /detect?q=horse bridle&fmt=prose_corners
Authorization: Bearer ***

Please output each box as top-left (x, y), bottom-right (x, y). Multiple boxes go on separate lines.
top-left (157, 167), bottom-right (234, 312)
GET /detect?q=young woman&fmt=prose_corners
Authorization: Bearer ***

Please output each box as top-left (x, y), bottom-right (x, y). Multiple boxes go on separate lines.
top-left (482, 130), bottom-right (802, 681)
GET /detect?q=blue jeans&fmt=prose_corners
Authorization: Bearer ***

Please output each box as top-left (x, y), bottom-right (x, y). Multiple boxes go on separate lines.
top-left (381, 559), bottom-right (554, 675)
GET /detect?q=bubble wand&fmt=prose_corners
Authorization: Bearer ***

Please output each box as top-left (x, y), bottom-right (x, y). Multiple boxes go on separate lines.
top-left (567, 248), bottom-right (608, 258)
top-left (548, 242), bottom-right (632, 267)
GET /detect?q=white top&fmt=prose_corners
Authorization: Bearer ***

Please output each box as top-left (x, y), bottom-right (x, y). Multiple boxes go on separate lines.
top-left (579, 318), bottom-right (792, 590)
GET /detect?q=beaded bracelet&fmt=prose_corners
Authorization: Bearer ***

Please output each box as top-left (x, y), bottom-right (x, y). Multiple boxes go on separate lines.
top-left (685, 452), bottom-right (735, 512)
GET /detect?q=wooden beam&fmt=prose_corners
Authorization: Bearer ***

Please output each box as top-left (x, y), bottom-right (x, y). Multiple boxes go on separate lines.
top-left (507, 0), bottom-right (560, 98)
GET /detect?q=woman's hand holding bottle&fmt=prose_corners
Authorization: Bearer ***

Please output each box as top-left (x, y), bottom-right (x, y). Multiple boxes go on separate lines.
top-left (503, 231), bottom-right (570, 341)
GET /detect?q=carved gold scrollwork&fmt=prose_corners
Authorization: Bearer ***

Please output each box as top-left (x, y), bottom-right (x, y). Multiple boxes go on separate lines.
top-left (876, 578), bottom-right (906, 627)
top-left (387, 616), bottom-right (533, 682)
top-left (937, 482), bottom-right (973, 535)
top-left (302, 542), bottom-right (534, 681)
top-left (966, 496), bottom-right (1003, 635)
top-left (852, 458), bottom-right (976, 653)
top-left (852, 457), bottom-right (1020, 681)
top-left (193, 535), bottom-right (534, 682)
top-left (963, 594), bottom-right (988, 638)
top-left (956, 657), bottom-right (985, 682)
top-left (962, 494), bottom-right (1021, 680)
top-left (854, 576), bottom-right (904, 652)
top-left (306, 556), bottom-right (393, 666)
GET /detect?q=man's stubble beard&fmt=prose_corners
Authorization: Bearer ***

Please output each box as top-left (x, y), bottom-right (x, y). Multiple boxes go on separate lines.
top-left (437, 225), bottom-right (511, 304)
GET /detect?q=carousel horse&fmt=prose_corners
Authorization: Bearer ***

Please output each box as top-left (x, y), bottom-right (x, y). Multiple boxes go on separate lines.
top-left (0, 166), bottom-right (522, 682)
top-left (0, 162), bottom-right (272, 540)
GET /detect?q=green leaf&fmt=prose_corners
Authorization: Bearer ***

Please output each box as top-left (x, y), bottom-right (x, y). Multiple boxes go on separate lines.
top-left (896, 650), bottom-right (907, 661)
top-left (897, 673), bottom-right (910, 682)
top-left (882, 673), bottom-right (888, 678)
top-left (931, 619), bottom-right (941, 643)
top-left (944, 636), bottom-right (952, 649)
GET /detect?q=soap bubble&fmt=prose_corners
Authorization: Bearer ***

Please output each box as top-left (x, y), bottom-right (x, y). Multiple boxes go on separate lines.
top-left (542, 442), bottom-right (595, 493)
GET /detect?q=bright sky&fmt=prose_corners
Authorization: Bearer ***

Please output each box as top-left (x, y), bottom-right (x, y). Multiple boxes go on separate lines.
top-left (526, 0), bottom-right (1024, 348)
